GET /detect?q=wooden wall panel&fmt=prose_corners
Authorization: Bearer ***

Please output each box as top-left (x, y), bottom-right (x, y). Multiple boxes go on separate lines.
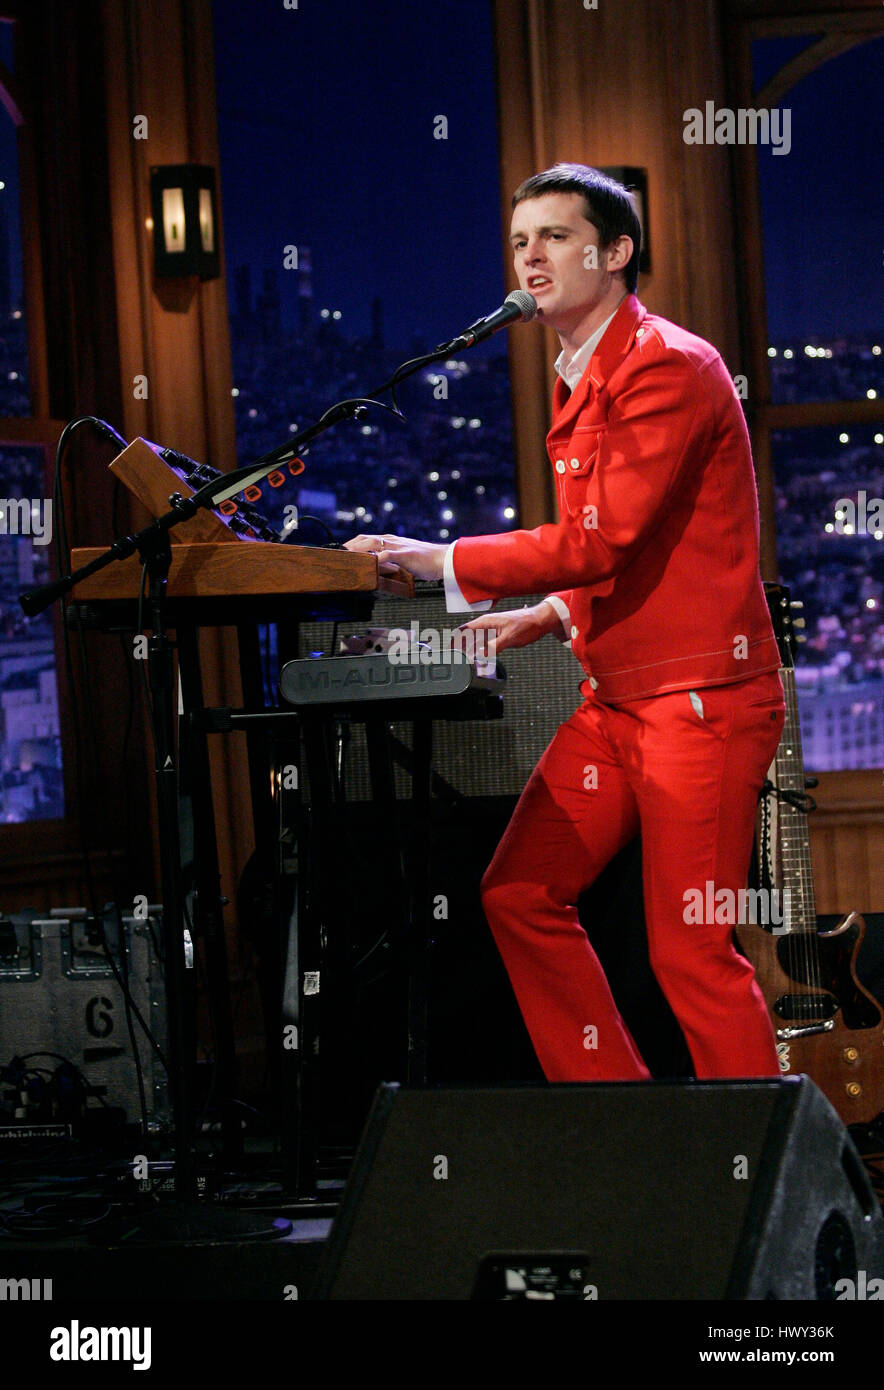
top-left (99, 0), bottom-right (254, 926)
top-left (814, 826), bottom-right (873, 916)
top-left (810, 772), bottom-right (884, 914)
top-left (492, 0), bottom-right (742, 528)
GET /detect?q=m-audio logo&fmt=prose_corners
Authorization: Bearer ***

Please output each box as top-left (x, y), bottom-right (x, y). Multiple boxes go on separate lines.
top-left (0, 1277), bottom-right (52, 1300)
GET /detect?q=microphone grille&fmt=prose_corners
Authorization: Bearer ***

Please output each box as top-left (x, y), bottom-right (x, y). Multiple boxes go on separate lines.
top-left (505, 289), bottom-right (537, 321)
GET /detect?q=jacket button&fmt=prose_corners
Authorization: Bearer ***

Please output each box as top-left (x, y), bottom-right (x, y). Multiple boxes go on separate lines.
top-left (570, 625), bottom-right (578, 639)
top-left (589, 676), bottom-right (598, 689)
top-left (636, 327), bottom-right (645, 338)
top-left (555, 459), bottom-right (566, 474)
top-left (570, 458), bottom-right (580, 469)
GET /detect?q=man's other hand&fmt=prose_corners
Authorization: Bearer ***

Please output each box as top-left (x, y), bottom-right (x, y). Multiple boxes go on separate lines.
top-left (459, 600), bottom-right (567, 654)
top-left (343, 533), bottom-right (446, 581)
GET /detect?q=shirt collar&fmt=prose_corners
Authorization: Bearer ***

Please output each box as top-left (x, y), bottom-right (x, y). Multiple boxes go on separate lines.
top-left (553, 302), bottom-right (624, 392)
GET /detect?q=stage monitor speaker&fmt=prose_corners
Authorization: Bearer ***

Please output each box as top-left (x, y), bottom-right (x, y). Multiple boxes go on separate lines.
top-left (312, 1076), bottom-right (884, 1300)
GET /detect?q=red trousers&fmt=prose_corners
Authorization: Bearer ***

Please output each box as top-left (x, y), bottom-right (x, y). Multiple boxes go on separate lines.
top-left (481, 670), bottom-right (786, 1081)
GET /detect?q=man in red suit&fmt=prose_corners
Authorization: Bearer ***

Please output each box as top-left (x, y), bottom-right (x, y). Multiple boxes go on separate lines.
top-left (345, 163), bottom-right (785, 1082)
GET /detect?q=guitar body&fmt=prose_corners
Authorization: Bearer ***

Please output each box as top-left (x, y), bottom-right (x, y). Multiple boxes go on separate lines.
top-left (746, 583), bottom-right (884, 1127)
top-left (736, 911), bottom-right (884, 1124)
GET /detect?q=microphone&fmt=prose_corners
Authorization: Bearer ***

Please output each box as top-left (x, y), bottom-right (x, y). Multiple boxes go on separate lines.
top-left (445, 290), bottom-right (536, 350)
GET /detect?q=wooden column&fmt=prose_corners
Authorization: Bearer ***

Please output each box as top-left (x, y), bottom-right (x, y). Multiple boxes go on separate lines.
top-left (98, 0), bottom-right (255, 924)
top-left (491, 0), bottom-right (743, 527)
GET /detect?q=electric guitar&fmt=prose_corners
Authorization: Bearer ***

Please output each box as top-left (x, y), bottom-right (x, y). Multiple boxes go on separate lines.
top-left (735, 583), bottom-right (884, 1125)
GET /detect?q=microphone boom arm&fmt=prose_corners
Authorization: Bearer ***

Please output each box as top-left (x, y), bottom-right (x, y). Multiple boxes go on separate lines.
top-left (19, 292), bottom-right (536, 616)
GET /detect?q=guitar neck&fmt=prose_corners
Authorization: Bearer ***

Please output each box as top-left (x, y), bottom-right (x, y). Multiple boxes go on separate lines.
top-left (772, 665), bottom-right (817, 933)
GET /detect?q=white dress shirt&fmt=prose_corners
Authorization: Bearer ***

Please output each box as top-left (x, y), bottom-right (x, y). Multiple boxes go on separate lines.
top-left (552, 303), bottom-right (621, 392)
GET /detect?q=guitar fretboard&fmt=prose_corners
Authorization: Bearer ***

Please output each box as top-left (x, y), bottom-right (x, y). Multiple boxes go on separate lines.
top-left (772, 666), bottom-right (816, 936)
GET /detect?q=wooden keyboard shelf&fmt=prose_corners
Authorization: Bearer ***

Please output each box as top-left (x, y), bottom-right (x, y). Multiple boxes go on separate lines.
top-left (68, 541), bottom-right (414, 601)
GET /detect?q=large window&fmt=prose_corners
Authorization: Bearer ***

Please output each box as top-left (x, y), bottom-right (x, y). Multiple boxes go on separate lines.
top-left (747, 28), bottom-right (884, 771)
top-left (210, 0), bottom-right (516, 546)
top-left (0, 443), bottom-right (61, 820)
top-left (0, 17), bottom-right (27, 412)
top-left (0, 16), bottom-right (64, 822)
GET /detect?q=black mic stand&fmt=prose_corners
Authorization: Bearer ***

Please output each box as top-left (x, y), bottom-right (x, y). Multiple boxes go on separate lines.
top-left (140, 526), bottom-right (195, 1196)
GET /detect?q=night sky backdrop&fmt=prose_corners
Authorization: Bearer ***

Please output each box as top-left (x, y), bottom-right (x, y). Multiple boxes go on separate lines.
top-left (754, 33), bottom-right (884, 341)
top-left (211, 2), bottom-right (884, 353)
top-left (212, 0), bottom-right (508, 350)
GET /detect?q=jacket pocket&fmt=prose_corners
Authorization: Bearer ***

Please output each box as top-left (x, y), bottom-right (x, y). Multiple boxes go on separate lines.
top-left (559, 427), bottom-right (605, 517)
top-left (682, 686), bottom-right (732, 743)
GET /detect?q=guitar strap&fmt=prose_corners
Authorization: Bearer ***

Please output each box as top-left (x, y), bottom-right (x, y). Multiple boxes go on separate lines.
top-left (756, 756), bottom-right (778, 896)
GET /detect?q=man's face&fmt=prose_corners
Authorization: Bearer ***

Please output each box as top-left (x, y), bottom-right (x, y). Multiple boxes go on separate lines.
top-left (508, 191), bottom-right (614, 335)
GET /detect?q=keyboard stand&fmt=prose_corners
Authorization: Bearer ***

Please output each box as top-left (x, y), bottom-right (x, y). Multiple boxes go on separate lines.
top-left (204, 682), bottom-right (502, 1198)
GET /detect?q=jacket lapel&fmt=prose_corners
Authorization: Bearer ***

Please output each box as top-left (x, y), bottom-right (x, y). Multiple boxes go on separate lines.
top-left (548, 294), bottom-right (648, 444)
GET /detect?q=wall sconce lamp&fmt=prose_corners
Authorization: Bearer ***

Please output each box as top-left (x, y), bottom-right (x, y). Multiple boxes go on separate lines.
top-left (149, 165), bottom-right (221, 280)
top-left (600, 166), bottom-right (651, 274)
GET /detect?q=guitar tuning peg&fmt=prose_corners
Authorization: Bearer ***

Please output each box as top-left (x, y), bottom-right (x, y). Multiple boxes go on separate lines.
top-left (790, 600), bottom-right (804, 609)
top-left (792, 618), bottom-right (806, 628)
top-left (795, 633), bottom-right (807, 642)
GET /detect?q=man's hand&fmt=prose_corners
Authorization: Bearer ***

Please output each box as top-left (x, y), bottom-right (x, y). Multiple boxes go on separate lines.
top-left (343, 533), bottom-right (446, 581)
top-left (459, 600), bottom-right (567, 654)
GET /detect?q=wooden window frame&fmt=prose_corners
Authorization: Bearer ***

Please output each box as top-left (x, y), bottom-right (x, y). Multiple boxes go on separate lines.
top-left (725, 0), bottom-right (884, 832)
top-left (0, 14), bottom-right (107, 883)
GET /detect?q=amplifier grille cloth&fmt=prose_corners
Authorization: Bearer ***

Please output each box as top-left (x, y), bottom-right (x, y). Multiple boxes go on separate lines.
top-left (294, 589), bottom-right (584, 800)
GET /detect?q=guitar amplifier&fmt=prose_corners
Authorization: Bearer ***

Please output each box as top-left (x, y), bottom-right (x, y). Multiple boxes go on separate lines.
top-left (0, 906), bottom-right (170, 1134)
top-left (294, 586), bottom-right (585, 800)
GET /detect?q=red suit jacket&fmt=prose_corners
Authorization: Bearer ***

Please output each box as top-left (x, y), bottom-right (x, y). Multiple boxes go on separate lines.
top-left (450, 294), bottom-right (780, 702)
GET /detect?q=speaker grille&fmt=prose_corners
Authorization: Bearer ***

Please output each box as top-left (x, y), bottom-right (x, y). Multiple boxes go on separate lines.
top-left (295, 587), bottom-right (584, 800)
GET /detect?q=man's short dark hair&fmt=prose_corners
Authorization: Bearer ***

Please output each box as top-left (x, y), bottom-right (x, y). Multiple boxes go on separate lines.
top-left (512, 163), bottom-right (641, 294)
